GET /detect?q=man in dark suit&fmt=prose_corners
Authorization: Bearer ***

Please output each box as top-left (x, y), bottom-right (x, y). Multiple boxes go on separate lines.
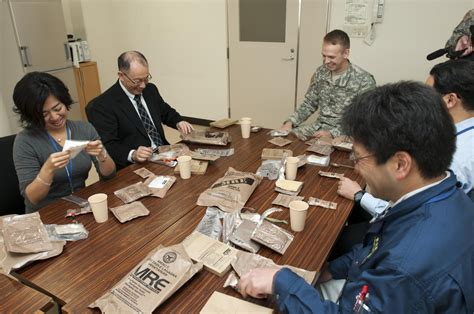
top-left (86, 51), bottom-right (193, 169)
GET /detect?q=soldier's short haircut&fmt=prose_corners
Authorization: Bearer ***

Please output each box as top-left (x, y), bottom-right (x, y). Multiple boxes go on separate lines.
top-left (342, 81), bottom-right (456, 180)
top-left (118, 51), bottom-right (148, 72)
top-left (323, 29), bottom-right (350, 49)
top-left (429, 59), bottom-right (474, 111)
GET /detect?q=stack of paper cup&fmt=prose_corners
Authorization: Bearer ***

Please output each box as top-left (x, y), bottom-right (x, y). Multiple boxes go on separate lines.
top-left (88, 193), bottom-right (108, 223)
top-left (285, 156), bottom-right (299, 180)
top-left (177, 155), bottom-right (192, 179)
top-left (289, 200), bottom-right (309, 232)
top-left (240, 117), bottom-right (252, 139)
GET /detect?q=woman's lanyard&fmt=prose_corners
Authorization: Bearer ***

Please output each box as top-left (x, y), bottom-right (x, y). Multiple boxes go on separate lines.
top-left (47, 125), bottom-right (74, 193)
top-left (456, 125), bottom-right (474, 136)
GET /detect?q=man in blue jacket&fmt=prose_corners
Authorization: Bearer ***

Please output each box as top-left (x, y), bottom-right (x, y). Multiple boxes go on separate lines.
top-left (238, 82), bottom-right (474, 313)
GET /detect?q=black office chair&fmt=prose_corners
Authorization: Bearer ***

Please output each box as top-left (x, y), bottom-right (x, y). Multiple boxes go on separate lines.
top-left (0, 134), bottom-right (25, 215)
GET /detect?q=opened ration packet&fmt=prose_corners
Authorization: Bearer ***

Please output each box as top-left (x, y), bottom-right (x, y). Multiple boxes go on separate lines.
top-left (272, 193), bottom-right (304, 208)
top-left (229, 219), bottom-right (260, 253)
top-left (306, 141), bottom-right (334, 156)
top-left (197, 167), bottom-right (262, 213)
top-left (261, 148), bottom-right (293, 160)
top-left (268, 129), bottom-right (289, 137)
top-left (133, 167), bottom-right (155, 179)
top-left (62, 140), bottom-right (89, 159)
top-left (183, 231), bottom-right (237, 276)
top-left (89, 244), bottom-right (203, 313)
top-left (110, 201), bottom-right (150, 223)
top-left (308, 197), bottom-right (337, 210)
top-left (157, 143), bottom-right (190, 157)
top-left (0, 215), bottom-right (65, 274)
top-left (250, 220), bottom-right (293, 254)
top-left (2, 213), bottom-right (54, 253)
top-left (114, 182), bottom-right (152, 204)
top-left (318, 170), bottom-right (344, 180)
top-left (332, 135), bottom-right (353, 151)
top-left (189, 151), bottom-right (220, 162)
top-left (144, 175), bottom-right (176, 198)
top-left (181, 130), bottom-right (231, 146)
top-left (268, 137), bottom-right (292, 147)
top-left (231, 250), bottom-right (317, 285)
top-left (195, 148), bottom-right (234, 157)
top-left (149, 153), bottom-right (177, 167)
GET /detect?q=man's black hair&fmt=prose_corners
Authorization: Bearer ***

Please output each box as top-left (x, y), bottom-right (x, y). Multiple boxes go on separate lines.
top-left (342, 81), bottom-right (456, 179)
top-left (117, 51), bottom-right (148, 72)
top-left (13, 72), bottom-right (72, 129)
top-left (430, 59), bottom-right (474, 111)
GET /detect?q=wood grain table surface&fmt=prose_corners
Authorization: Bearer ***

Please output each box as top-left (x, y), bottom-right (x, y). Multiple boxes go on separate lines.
top-left (12, 125), bottom-right (362, 313)
top-left (0, 274), bottom-right (53, 313)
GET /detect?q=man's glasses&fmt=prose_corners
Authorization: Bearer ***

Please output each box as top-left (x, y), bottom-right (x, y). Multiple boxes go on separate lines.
top-left (349, 152), bottom-right (374, 165)
top-left (122, 72), bottom-right (152, 86)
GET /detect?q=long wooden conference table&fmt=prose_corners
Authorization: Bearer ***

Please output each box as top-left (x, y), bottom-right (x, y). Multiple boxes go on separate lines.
top-left (12, 124), bottom-right (362, 312)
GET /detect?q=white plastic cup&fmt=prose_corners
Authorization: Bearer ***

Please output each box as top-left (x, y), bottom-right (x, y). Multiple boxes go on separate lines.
top-left (241, 117), bottom-right (252, 122)
top-left (289, 200), bottom-right (309, 232)
top-left (88, 193), bottom-right (108, 223)
top-left (177, 155), bottom-right (192, 179)
top-left (240, 120), bottom-right (251, 139)
top-left (285, 156), bottom-right (299, 180)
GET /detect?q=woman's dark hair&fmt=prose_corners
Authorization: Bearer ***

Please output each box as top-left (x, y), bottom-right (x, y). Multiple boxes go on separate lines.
top-left (342, 81), bottom-right (456, 179)
top-left (13, 71), bottom-right (72, 129)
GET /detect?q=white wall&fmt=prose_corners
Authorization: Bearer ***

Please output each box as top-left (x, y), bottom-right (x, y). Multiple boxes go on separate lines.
top-left (329, 0), bottom-right (473, 85)
top-left (79, 0), bottom-right (229, 120)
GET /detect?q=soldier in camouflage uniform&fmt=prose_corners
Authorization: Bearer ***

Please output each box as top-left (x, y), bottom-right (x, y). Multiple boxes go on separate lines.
top-left (445, 9), bottom-right (473, 60)
top-left (281, 30), bottom-right (375, 140)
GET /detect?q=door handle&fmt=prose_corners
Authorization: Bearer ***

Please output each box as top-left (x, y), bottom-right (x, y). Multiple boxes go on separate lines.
top-left (282, 55), bottom-right (295, 61)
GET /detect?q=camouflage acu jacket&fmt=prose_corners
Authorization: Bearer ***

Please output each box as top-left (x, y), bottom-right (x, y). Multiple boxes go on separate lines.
top-left (445, 9), bottom-right (474, 56)
top-left (287, 62), bottom-right (375, 139)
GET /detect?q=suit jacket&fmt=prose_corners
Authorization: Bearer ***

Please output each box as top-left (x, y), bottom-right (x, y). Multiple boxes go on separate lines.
top-left (86, 81), bottom-right (183, 169)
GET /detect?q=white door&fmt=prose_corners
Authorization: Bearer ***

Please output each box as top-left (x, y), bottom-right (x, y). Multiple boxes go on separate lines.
top-left (228, 0), bottom-right (299, 129)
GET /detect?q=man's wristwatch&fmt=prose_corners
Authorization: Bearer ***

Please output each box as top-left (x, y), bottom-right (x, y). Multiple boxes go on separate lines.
top-left (354, 190), bottom-right (366, 205)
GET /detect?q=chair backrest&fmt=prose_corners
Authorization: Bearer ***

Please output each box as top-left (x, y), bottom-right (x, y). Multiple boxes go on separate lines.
top-left (0, 134), bottom-right (25, 215)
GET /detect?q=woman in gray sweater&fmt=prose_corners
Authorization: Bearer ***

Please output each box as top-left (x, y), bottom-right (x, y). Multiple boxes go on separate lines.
top-left (12, 72), bottom-right (116, 213)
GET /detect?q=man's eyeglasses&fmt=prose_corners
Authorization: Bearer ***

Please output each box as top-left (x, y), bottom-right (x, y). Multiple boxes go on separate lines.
top-left (349, 152), bottom-right (374, 165)
top-left (121, 72), bottom-right (152, 86)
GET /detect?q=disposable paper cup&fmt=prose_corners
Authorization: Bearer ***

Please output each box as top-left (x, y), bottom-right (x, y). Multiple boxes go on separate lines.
top-left (88, 193), bottom-right (108, 223)
top-left (240, 117), bottom-right (252, 122)
top-left (285, 156), bottom-right (299, 180)
top-left (177, 155), bottom-right (192, 179)
top-left (240, 121), bottom-right (251, 139)
top-left (289, 200), bottom-right (309, 232)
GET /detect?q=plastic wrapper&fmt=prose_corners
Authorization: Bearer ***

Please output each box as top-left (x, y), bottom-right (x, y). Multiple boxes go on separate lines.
top-left (308, 197), bottom-right (337, 210)
top-left (149, 153), bottom-right (178, 167)
top-left (307, 154), bottom-right (330, 167)
top-left (62, 140), bottom-right (89, 159)
top-left (2, 213), bottom-right (54, 253)
top-left (197, 167), bottom-right (262, 213)
top-left (195, 148), bottom-right (234, 157)
top-left (89, 244), bottom-right (203, 313)
top-left (61, 194), bottom-right (89, 207)
top-left (65, 206), bottom-right (92, 218)
top-left (251, 220), bottom-right (293, 254)
top-left (144, 175), bottom-right (176, 198)
top-left (318, 170), bottom-right (344, 179)
top-left (133, 167), bottom-right (154, 178)
top-left (194, 207), bottom-right (225, 240)
top-left (0, 215), bottom-right (65, 275)
top-left (157, 143), bottom-right (190, 157)
top-left (110, 201), bottom-right (150, 223)
top-left (181, 131), bottom-right (231, 146)
top-left (251, 126), bottom-right (262, 133)
top-left (45, 223), bottom-right (89, 241)
top-left (256, 159), bottom-right (284, 180)
top-left (272, 193), bottom-right (305, 208)
top-left (114, 182), bottom-right (152, 203)
top-left (231, 251), bottom-right (317, 285)
top-left (268, 137), bottom-right (292, 147)
top-left (268, 129), bottom-right (289, 137)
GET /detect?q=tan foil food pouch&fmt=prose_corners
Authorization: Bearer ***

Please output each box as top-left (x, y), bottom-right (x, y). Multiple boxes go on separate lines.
top-left (109, 201), bottom-right (150, 223)
top-left (89, 244), bottom-right (203, 313)
top-left (196, 167), bottom-right (262, 213)
top-left (2, 213), bottom-right (54, 253)
top-left (144, 175), bottom-right (176, 198)
top-left (181, 131), bottom-right (231, 146)
top-left (114, 182), bottom-right (152, 203)
top-left (133, 167), bottom-right (155, 179)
